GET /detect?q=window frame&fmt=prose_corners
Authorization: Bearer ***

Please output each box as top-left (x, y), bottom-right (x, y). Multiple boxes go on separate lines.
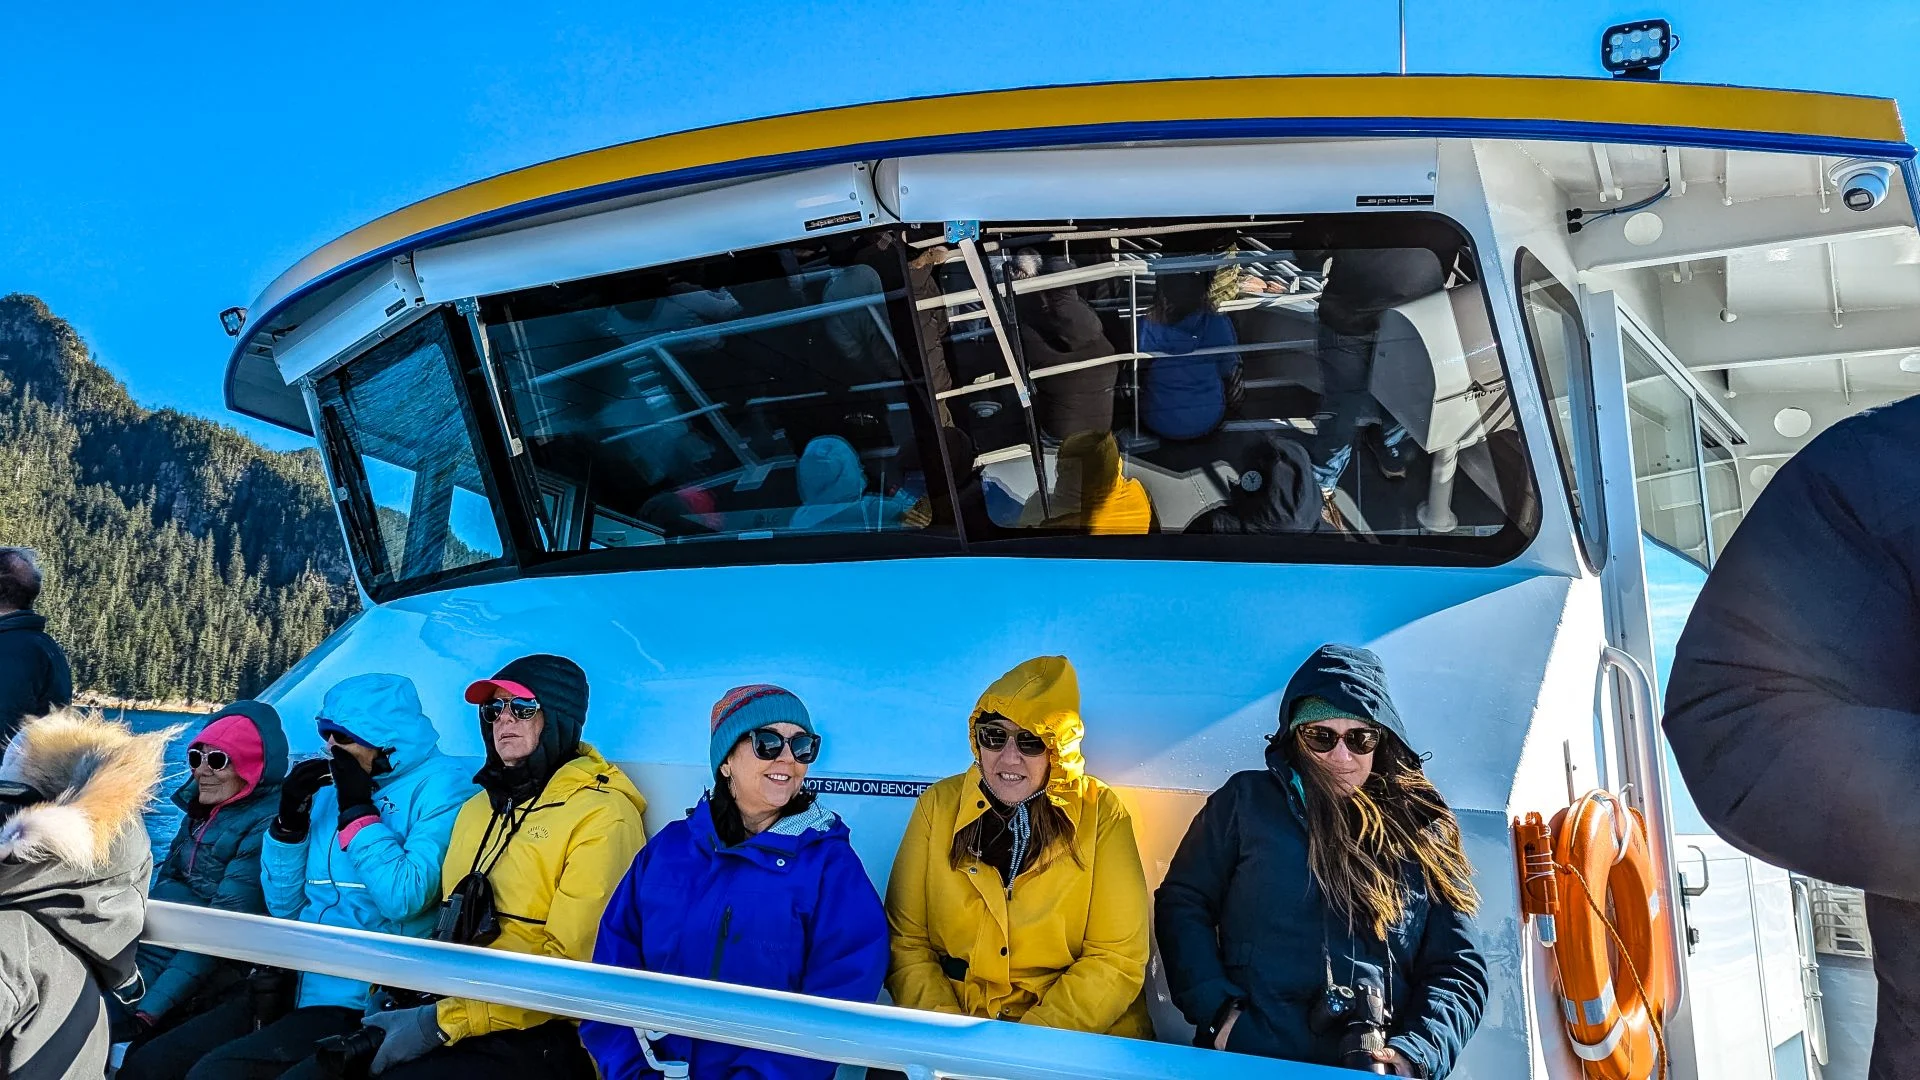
top-left (312, 306), bottom-right (519, 602)
top-left (1513, 248), bottom-right (1610, 573)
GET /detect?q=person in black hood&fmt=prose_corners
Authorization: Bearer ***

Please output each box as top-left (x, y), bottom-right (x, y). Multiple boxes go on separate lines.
top-left (1189, 434), bottom-right (1323, 536)
top-left (1156, 644), bottom-right (1487, 1078)
top-left (0, 547), bottom-right (72, 743)
top-left (340, 654), bottom-right (647, 1077)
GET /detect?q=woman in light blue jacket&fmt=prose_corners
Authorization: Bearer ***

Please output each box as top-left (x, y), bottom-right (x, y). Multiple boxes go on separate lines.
top-left (188, 673), bottom-right (474, 1080)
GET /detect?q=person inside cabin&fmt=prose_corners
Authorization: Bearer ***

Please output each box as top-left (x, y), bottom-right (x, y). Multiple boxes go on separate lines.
top-left (1300, 248), bottom-right (1448, 503)
top-left (789, 435), bottom-right (925, 533)
top-left (581, 684), bottom-right (887, 1080)
top-left (1009, 248), bottom-right (1121, 443)
top-left (187, 673), bottom-right (473, 1080)
top-left (1187, 432), bottom-right (1322, 536)
top-left (1038, 431), bottom-right (1154, 535)
top-left (1138, 267), bottom-right (1243, 442)
top-left (335, 653), bottom-right (648, 1077)
top-left (883, 657), bottom-right (1154, 1040)
top-left (1154, 644), bottom-right (1487, 1078)
top-left (113, 702), bottom-right (290, 1080)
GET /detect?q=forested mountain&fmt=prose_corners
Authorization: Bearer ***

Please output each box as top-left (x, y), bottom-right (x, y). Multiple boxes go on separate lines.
top-left (0, 293), bottom-right (357, 704)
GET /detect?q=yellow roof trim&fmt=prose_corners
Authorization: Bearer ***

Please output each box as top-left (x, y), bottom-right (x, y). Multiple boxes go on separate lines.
top-left (256, 75), bottom-right (1905, 316)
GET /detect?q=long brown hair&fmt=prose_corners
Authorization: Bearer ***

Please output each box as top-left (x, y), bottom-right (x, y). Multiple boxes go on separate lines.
top-left (1284, 730), bottom-right (1479, 939)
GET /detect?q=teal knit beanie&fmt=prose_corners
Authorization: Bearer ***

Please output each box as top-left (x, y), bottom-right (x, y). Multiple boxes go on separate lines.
top-left (1289, 695), bottom-right (1366, 730)
top-left (709, 684), bottom-right (815, 774)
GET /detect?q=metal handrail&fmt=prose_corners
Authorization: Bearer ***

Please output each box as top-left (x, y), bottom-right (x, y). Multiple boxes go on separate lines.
top-left (1599, 645), bottom-right (1689, 1016)
top-left (142, 902), bottom-right (1341, 1080)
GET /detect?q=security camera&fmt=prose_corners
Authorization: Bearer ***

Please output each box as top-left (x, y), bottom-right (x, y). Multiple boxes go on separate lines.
top-left (1829, 159), bottom-right (1897, 212)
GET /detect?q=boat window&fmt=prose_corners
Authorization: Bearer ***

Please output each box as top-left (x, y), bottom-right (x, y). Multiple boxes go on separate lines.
top-left (1701, 428), bottom-right (1743, 564)
top-left (1515, 249), bottom-right (1608, 570)
top-left (1623, 336), bottom-right (1709, 567)
top-left (480, 230), bottom-right (954, 560)
top-left (909, 216), bottom-right (1537, 557)
top-left (314, 312), bottom-right (508, 592)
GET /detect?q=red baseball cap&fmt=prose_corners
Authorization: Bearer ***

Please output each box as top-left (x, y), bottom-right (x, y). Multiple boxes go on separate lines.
top-left (463, 678), bottom-right (536, 704)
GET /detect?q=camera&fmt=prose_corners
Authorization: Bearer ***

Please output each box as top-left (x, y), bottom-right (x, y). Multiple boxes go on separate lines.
top-left (1829, 159), bottom-right (1896, 213)
top-left (313, 1025), bottom-right (386, 1080)
top-left (1308, 969), bottom-right (1392, 1074)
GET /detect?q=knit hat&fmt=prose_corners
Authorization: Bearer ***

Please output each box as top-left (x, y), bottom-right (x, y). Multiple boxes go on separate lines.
top-left (709, 685), bottom-right (814, 774)
top-left (1288, 695), bottom-right (1368, 732)
top-left (192, 713), bottom-right (269, 804)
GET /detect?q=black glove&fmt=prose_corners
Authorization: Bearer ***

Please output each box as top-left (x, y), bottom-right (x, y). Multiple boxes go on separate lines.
top-left (331, 746), bottom-right (378, 832)
top-left (270, 759), bottom-right (333, 844)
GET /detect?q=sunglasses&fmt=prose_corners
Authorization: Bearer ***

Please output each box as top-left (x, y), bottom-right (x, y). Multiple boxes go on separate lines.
top-left (1297, 725), bottom-right (1381, 756)
top-left (480, 697), bottom-right (542, 725)
top-left (975, 724), bottom-right (1048, 758)
top-left (748, 728), bottom-right (821, 764)
top-left (186, 748), bottom-right (231, 771)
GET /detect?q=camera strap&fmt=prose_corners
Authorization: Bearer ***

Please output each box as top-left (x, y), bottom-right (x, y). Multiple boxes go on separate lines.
top-left (1320, 920), bottom-right (1395, 1017)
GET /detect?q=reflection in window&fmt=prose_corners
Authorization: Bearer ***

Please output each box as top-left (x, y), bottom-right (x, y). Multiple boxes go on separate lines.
top-left (907, 217), bottom-right (1537, 551)
top-left (482, 231), bottom-right (944, 553)
top-left (315, 314), bottom-right (505, 589)
top-left (1516, 250), bottom-right (1607, 568)
top-left (1624, 338), bottom-right (1708, 566)
top-left (1702, 430), bottom-right (1744, 564)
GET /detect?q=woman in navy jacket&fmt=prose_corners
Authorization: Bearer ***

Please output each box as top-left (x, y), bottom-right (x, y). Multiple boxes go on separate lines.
top-left (582, 685), bottom-right (886, 1080)
top-left (1155, 644), bottom-right (1488, 1079)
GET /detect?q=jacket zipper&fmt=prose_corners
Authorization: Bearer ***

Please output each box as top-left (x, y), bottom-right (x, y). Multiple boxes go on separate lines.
top-left (708, 907), bottom-right (733, 979)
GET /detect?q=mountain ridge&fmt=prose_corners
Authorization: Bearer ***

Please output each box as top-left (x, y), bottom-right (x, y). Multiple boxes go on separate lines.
top-left (0, 292), bottom-right (357, 705)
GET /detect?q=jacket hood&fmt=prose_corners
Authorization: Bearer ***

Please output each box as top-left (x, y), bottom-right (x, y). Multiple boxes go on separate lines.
top-left (1194, 434), bottom-right (1321, 535)
top-left (473, 654), bottom-right (589, 801)
top-left (0, 610), bottom-right (48, 634)
top-left (0, 709), bottom-right (172, 976)
top-left (1046, 433), bottom-right (1153, 535)
top-left (797, 436), bottom-right (865, 506)
top-left (689, 792), bottom-right (844, 862)
top-left (173, 700), bottom-right (289, 812)
top-left (1267, 644), bottom-right (1412, 772)
top-left (316, 674), bottom-right (440, 777)
top-left (968, 656), bottom-right (1087, 809)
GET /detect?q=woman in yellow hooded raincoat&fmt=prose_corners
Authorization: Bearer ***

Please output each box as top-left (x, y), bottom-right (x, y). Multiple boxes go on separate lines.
top-left (884, 656), bottom-right (1154, 1038)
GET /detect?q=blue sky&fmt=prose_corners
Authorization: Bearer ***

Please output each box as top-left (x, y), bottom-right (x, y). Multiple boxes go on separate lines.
top-left (4, 1), bottom-right (1918, 451)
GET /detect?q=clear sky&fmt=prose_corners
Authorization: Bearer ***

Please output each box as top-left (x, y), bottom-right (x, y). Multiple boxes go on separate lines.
top-left (4, 1), bottom-right (1917, 450)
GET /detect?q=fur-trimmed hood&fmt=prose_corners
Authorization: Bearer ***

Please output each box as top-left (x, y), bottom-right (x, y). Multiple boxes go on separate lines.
top-left (0, 709), bottom-right (174, 977)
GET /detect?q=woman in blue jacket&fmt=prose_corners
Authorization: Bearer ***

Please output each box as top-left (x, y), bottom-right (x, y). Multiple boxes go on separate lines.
top-left (1155, 645), bottom-right (1488, 1079)
top-left (582, 684), bottom-right (886, 1080)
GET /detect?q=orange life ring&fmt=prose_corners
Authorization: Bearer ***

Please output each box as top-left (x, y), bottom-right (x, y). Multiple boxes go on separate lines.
top-left (1514, 791), bottom-right (1676, 1080)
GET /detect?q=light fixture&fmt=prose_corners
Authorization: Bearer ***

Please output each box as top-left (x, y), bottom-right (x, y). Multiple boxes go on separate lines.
top-left (1622, 211), bottom-right (1664, 246)
top-left (1900, 353), bottom-right (1920, 374)
top-left (1601, 19), bottom-right (1678, 81)
top-left (1750, 464), bottom-right (1777, 488)
top-left (1773, 407), bottom-right (1813, 439)
top-left (219, 307), bottom-right (248, 337)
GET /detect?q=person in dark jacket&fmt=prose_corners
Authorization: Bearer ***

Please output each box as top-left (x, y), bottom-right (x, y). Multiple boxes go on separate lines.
top-left (0, 708), bottom-right (172, 1080)
top-left (1156, 644), bottom-right (1487, 1078)
top-left (0, 547), bottom-right (73, 742)
top-left (115, 701), bottom-right (290, 1080)
top-left (1664, 395), bottom-right (1920, 1080)
top-left (582, 684), bottom-right (886, 1080)
top-left (1139, 271), bottom-right (1242, 442)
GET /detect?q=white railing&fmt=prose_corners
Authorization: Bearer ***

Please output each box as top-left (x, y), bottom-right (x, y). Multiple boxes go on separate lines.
top-left (144, 901), bottom-right (1344, 1080)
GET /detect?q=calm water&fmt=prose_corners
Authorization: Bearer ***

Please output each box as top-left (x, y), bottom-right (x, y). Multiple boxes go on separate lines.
top-left (118, 709), bottom-right (205, 857)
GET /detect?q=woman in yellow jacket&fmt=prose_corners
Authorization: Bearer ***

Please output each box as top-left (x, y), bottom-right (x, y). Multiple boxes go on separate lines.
top-left (885, 656), bottom-right (1154, 1038)
top-left (352, 654), bottom-right (648, 1077)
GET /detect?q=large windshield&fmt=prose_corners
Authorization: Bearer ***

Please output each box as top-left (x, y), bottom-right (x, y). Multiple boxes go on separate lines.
top-left (481, 231), bottom-right (949, 554)
top-left (912, 215), bottom-right (1536, 552)
top-left (321, 214), bottom-right (1538, 592)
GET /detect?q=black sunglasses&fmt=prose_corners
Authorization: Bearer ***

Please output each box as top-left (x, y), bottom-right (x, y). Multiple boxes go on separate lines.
top-left (480, 697), bottom-right (541, 725)
top-left (748, 728), bottom-right (821, 764)
top-left (1297, 725), bottom-right (1381, 756)
top-left (975, 723), bottom-right (1048, 758)
top-left (186, 748), bottom-right (232, 771)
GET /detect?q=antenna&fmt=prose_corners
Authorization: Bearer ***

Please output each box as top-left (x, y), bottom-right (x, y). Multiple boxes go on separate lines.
top-left (1399, 0), bottom-right (1407, 74)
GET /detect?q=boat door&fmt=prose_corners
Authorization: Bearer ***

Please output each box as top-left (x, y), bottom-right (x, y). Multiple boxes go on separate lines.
top-left (1586, 292), bottom-right (1816, 1080)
